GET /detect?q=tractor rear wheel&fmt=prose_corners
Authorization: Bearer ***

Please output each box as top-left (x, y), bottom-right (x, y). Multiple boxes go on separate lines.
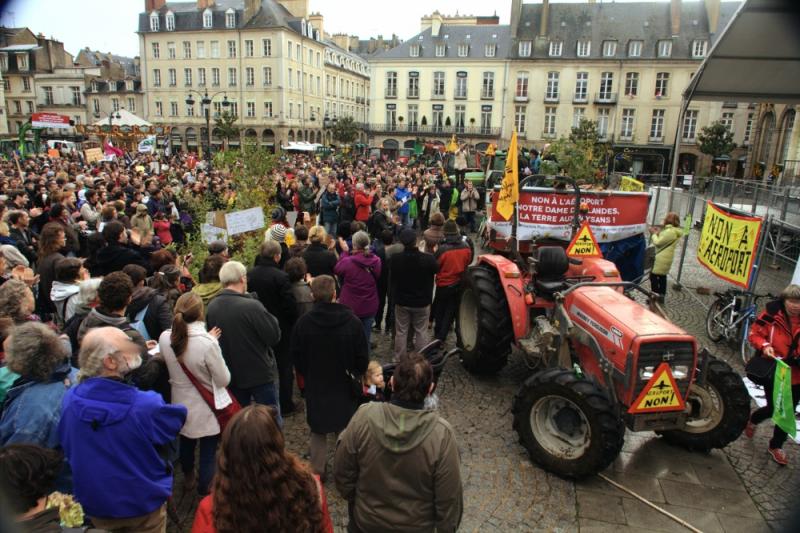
top-left (456, 264), bottom-right (514, 374)
top-left (659, 357), bottom-right (750, 451)
top-left (512, 368), bottom-right (625, 479)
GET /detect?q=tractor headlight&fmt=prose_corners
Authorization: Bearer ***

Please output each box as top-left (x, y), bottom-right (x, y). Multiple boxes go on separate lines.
top-left (672, 365), bottom-right (690, 380)
top-left (639, 366), bottom-right (655, 380)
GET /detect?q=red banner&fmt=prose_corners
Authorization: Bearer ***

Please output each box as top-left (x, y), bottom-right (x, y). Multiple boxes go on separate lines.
top-left (31, 113), bottom-right (71, 129)
top-left (489, 188), bottom-right (650, 242)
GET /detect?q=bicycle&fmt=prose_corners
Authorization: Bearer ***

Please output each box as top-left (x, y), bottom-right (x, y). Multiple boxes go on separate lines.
top-left (705, 289), bottom-right (774, 362)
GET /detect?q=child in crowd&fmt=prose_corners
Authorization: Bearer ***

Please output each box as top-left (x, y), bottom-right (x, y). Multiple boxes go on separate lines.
top-left (361, 360), bottom-right (385, 403)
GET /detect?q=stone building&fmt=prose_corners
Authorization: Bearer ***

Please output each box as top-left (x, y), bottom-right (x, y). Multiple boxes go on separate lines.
top-left (75, 49), bottom-right (144, 124)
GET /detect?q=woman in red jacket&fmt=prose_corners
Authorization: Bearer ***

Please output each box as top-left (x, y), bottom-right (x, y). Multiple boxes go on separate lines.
top-left (746, 284), bottom-right (800, 465)
top-left (353, 182), bottom-right (373, 223)
top-left (191, 404), bottom-right (332, 533)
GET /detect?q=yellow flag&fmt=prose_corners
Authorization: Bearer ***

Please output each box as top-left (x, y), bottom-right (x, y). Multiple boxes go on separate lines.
top-left (496, 131), bottom-right (519, 220)
top-left (446, 134), bottom-right (458, 153)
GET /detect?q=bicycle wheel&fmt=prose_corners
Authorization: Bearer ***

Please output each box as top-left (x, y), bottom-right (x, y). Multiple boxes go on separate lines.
top-left (705, 299), bottom-right (727, 342)
top-left (740, 317), bottom-right (757, 362)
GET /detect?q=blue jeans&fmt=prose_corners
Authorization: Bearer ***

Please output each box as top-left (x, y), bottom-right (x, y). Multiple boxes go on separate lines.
top-left (230, 382), bottom-right (283, 427)
top-left (179, 434), bottom-right (219, 495)
top-left (323, 221), bottom-right (337, 238)
top-left (399, 211), bottom-right (410, 228)
top-left (360, 316), bottom-right (374, 356)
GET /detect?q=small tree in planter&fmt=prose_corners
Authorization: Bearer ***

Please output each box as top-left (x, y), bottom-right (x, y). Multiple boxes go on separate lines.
top-left (697, 121), bottom-right (736, 176)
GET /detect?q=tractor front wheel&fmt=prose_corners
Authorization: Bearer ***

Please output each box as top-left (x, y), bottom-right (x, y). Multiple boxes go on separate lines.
top-left (659, 357), bottom-right (750, 451)
top-left (512, 368), bottom-right (625, 479)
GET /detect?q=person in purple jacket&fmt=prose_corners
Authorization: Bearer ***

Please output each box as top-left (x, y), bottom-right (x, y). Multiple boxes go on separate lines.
top-left (334, 230), bottom-right (382, 354)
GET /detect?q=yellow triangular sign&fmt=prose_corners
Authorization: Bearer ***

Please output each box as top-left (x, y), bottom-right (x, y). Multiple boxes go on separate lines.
top-left (628, 363), bottom-right (686, 414)
top-left (566, 223), bottom-right (602, 257)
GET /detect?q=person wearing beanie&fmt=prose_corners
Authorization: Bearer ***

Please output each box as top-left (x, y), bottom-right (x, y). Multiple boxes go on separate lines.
top-left (423, 212), bottom-right (445, 254)
top-left (388, 229), bottom-right (439, 358)
top-left (266, 224), bottom-right (290, 269)
top-left (432, 220), bottom-right (472, 343)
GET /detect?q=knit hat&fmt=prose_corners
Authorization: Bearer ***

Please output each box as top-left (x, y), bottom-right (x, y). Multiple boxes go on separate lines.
top-left (268, 224), bottom-right (287, 243)
top-left (399, 228), bottom-right (417, 247)
top-left (271, 207), bottom-right (286, 222)
top-left (207, 240), bottom-right (228, 255)
top-left (443, 220), bottom-right (460, 236)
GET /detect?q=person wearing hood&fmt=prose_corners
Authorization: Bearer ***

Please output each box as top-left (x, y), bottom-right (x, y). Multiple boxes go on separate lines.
top-left (334, 353), bottom-right (462, 532)
top-left (123, 264), bottom-right (173, 342)
top-left (192, 255), bottom-right (226, 312)
top-left (334, 231), bottom-right (381, 353)
top-left (130, 202), bottom-right (154, 236)
top-left (432, 221), bottom-right (472, 343)
top-left (91, 221), bottom-right (151, 277)
top-left (292, 275), bottom-right (368, 479)
top-left (49, 257), bottom-right (86, 327)
top-left (58, 327), bottom-right (187, 533)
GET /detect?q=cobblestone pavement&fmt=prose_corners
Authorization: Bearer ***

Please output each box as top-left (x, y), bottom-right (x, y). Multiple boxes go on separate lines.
top-left (168, 229), bottom-right (796, 532)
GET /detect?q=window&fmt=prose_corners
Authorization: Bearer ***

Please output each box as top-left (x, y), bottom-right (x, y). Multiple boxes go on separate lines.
top-left (385, 71), bottom-right (397, 97)
top-left (288, 68), bottom-right (293, 88)
top-left (186, 102), bottom-right (194, 116)
top-left (482, 72), bottom-right (494, 99)
top-left (682, 109), bottom-right (698, 141)
top-left (152, 42), bottom-right (160, 59)
top-left (165, 12), bottom-right (175, 31)
top-left (127, 97), bottom-right (135, 111)
top-left (259, 39), bottom-right (271, 57)
top-left (574, 72), bottom-right (588, 101)
top-left (13, 101), bottom-right (20, 114)
top-left (516, 72), bottom-right (529, 99)
top-left (21, 76), bottom-right (30, 92)
top-left (297, 70), bottom-right (301, 89)
top-left (167, 42), bottom-right (176, 59)
top-left (168, 68), bottom-right (176, 86)
top-left (287, 41), bottom-right (292, 59)
top-left (228, 68), bottom-right (237, 87)
top-left (621, 108), bottom-right (635, 138)
top-left (657, 40), bottom-right (672, 58)
top-left (433, 71), bottom-right (445, 97)
top-left (198, 68), bottom-right (206, 86)
top-left (692, 40), bottom-right (708, 58)
top-left (518, 41), bottom-right (531, 57)
top-left (225, 9), bottom-right (235, 28)
top-left (458, 44), bottom-right (469, 57)
top-left (406, 104), bottom-right (418, 131)
top-left (577, 40), bottom-right (591, 57)
top-left (514, 105), bottom-right (527, 133)
top-left (410, 45), bottom-right (420, 57)
top-left (228, 101), bottom-right (238, 117)
top-left (43, 86), bottom-right (53, 105)
top-left (454, 104), bottom-right (466, 133)
top-left (71, 86), bottom-right (81, 105)
top-left (228, 40), bottom-right (236, 58)
top-left (599, 72), bottom-right (614, 100)
top-left (655, 72), bottom-right (669, 97)
top-left (485, 44), bottom-right (496, 57)
top-left (288, 103), bottom-right (293, 119)
top-left (25, 101), bottom-right (32, 114)
top-left (573, 107), bottom-right (585, 128)
top-left (263, 101), bottom-right (273, 118)
top-left (17, 54), bottom-right (27, 70)
top-left (246, 101), bottom-right (255, 118)
top-left (544, 106), bottom-right (557, 136)
top-left (203, 8), bottom-right (212, 29)
top-left (386, 106), bottom-right (396, 129)
top-left (407, 74), bottom-right (419, 98)
top-left (721, 112), bottom-right (734, 132)
top-left (548, 41), bottom-right (563, 57)
top-left (650, 109), bottom-right (665, 140)
top-left (150, 12), bottom-right (159, 32)
top-left (744, 113), bottom-right (754, 144)
top-left (624, 72), bottom-right (639, 96)
top-left (432, 107), bottom-right (444, 132)
top-left (0, 55), bottom-right (6, 71)
top-left (1, 79), bottom-right (7, 91)
top-left (184, 68), bottom-right (192, 86)
top-left (602, 40), bottom-right (617, 57)
top-left (546, 71), bottom-right (559, 101)
top-left (92, 98), bottom-right (99, 113)
top-left (597, 108), bottom-right (610, 139)
top-left (210, 41), bottom-right (219, 58)
top-left (263, 66), bottom-right (272, 86)
top-left (246, 67), bottom-right (254, 86)
top-left (170, 101), bottom-right (178, 116)
top-left (153, 69), bottom-right (161, 87)
top-left (481, 107), bottom-right (492, 134)
top-left (435, 44), bottom-right (445, 57)
top-left (296, 44), bottom-right (300, 59)
top-left (155, 101), bottom-right (163, 116)
top-left (455, 75), bottom-right (467, 99)
top-left (625, 40), bottom-right (642, 58)
top-left (211, 68), bottom-right (220, 87)
top-left (180, 41), bottom-right (191, 59)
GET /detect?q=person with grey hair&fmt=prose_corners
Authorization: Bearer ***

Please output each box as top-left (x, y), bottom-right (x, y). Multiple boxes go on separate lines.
top-left (0, 322), bottom-right (77, 449)
top-left (59, 327), bottom-right (186, 532)
top-left (207, 261), bottom-right (282, 420)
top-left (335, 230), bottom-right (381, 353)
top-left (0, 279), bottom-right (35, 324)
top-left (63, 277), bottom-right (102, 362)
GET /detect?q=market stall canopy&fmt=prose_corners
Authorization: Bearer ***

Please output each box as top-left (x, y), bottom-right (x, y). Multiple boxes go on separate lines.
top-left (284, 142), bottom-right (322, 152)
top-left (684, 0), bottom-right (800, 103)
top-left (92, 108), bottom-right (151, 127)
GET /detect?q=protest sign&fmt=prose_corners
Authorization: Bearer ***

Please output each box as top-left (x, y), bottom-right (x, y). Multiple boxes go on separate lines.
top-left (201, 224), bottom-right (228, 244)
top-left (697, 202), bottom-right (762, 288)
top-left (84, 148), bottom-right (103, 163)
top-left (225, 207), bottom-right (265, 236)
top-left (619, 176), bottom-right (645, 192)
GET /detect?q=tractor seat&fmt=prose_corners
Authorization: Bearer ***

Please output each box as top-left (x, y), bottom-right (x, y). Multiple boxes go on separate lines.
top-left (534, 246), bottom-right (569, 298)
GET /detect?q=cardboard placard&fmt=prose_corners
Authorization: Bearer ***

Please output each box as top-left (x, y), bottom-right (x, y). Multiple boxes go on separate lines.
top-left (84, 147), bottom-right (103, 163)
top-left (225, 207), bottom-right (265, 236)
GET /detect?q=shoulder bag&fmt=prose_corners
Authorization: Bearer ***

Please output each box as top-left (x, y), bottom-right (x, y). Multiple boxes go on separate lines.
top-left (178, 361), bottom-right (242, 432)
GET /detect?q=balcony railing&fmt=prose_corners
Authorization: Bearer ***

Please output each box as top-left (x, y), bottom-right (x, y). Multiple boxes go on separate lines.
top-left (544, 94), bottom-right (560, 103)
top-left (573, 92), bottom-right (588, 104)
top-left (385, 90), bottom-right (397, 99)
top-left (514, 94), bottom-right (529, 102)
top-left (454, 90), bottom-right (467, 100)
top-left (481, 91), bottom-right (494, 100)
top-left (648, 135), bottom-right (664, 144)
top-left (618, 134), bottom-right (634, 143)
top-left (431, 93), bottom-right (445, 100)
top-left (542, 130), bottom-right (557, 139)
top-left (594, 92), bottom-right (618, 104)
top-left (362, 123), bottom-right (500, 137)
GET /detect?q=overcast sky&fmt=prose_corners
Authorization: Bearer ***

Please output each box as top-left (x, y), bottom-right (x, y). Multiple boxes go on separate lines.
top-left (0, 0), bottom-right (708, 58)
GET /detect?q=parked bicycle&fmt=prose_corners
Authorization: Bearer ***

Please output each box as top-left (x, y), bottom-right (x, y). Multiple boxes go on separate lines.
top-left (705, 289), bottom-right (774, 361)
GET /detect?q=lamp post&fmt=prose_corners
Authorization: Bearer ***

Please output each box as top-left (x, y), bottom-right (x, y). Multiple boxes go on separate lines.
top-left (185, 90), bottom-right (229, 160)
top-left (323, 114), bottom-right (337, 147)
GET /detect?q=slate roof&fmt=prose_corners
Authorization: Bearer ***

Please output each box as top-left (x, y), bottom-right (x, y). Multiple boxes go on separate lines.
top-left (514, 1), bottom-right (741, 60)
top-left (372, 24), bottom-right (512, 61)
top-left (138, 0), bottom-right (298, 33)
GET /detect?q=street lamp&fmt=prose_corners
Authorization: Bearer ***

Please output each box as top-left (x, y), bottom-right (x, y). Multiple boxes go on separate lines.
top-left (323, 114), bottom-right (337, 146)
top-left (185, 90), bottom-right (229, 160)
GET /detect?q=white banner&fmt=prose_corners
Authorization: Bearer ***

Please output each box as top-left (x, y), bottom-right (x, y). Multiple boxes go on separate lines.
top-left (225, 207), bottom-right (265, 236)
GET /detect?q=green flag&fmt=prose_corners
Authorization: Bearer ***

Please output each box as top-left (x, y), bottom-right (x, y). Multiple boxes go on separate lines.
top-left (772, 359), bottom-right (797, 438)
top-left (683, 214), bottom-right (692, 236)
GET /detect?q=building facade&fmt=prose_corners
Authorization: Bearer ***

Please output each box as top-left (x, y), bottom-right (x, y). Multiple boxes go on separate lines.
top-left (137, 0), bottom-right (369, 152)
top-left (76, 49), bottom-right (144, 125)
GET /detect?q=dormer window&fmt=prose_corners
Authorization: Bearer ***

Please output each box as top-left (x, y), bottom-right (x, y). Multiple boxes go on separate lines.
top-left (90, 80), bottom-right (98, 92)
top-left (549, 41), bottom-right (562, 57)
top-left (692, 40), bottom-right (707, 58)
top-left (165, 11), bottom-right (175, 31)
top-left (484, 44), bottom-right (496, 57)
top-left (657, 40), bottom-right (672, 58)
top-left (577, 40), bottom-right (591, 57)
top-left (458, 44), bottom-right (469, 57)
top-left (149, 12), bottom-right (159, 32)
top-left (225, 9), bottom-right (235, 28)
top-left (203, 8), bottom-right (213, 29)
top-left (602, 40), bottom-right (617, 57)
top-left (126, 80), bottom-right (133, 91)
top-left (435, 44), bottom-right (445, 57)
top-left (302, 20), bottom-right (307, 36)
top-left (16, 54), bottom-right (27, 70)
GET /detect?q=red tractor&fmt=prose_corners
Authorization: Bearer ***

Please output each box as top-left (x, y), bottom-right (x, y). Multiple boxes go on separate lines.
top-left (456, 177), bottom-right (749, 478)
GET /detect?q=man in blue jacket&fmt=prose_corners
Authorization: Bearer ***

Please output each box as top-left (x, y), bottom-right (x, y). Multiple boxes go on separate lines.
top-left (58, 327), bottom-right (186, 533)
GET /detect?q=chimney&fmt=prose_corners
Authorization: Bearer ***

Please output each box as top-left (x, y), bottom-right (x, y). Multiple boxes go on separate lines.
top-left (510, 0), bottom-right (522, 37)
top-left (144, 0), bottom-right (167, 11)
top-left (431, 12), bottom-right (443, 38)
top-left (539, 0), bottom-right (550, 37)
top-left (244, 0), bottom-right (260, 22)
top-left (279, 0), bottom-right (308, 19)
top-left (308, 12), bottom-right (324, 39)
top-left (705, 0), bottom-right (721, 33)
top-left (196, 0), bottom-right (215, 9)
top-left (670, 0), bottom-right (681, 36)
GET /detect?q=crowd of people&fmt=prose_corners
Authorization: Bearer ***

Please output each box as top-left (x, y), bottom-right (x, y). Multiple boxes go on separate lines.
top-left (0, 146), bottom-right (481, 532)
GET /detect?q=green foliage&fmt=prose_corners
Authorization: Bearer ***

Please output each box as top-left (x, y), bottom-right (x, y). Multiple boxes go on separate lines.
top-left (697, 120), bottom-right (736, 159)
top-left (214, 111), bottom-right (240, 143)
top-left (547, 120), bottom-right (609, 183)
top-left (331, 116), bottom-right (359, 145)
top-left (540, 159), bottom-right (560, 176)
